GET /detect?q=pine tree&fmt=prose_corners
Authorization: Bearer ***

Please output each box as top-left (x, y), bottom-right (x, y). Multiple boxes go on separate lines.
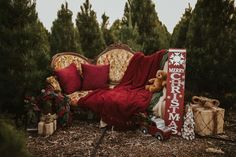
top-left (110, 19), bottom-right (122, 42)
top-left (122, 0), bottom-right (170, 54)
top-left (0, 0), bottom-right (50, 114)
top-left (156, 22), bottom-right (171, 49)
top-left (171, 5), bottom-right (192, 48)
top-left (0, 120), bottom-right (30, 157)
top-left (76, 0), bottom-right (105, 59)
top-left (101, 13), bottom-right (115, 46)
top-left (225, 5), bottom-right (236, 105)
top-left (119, 25), bottom-right (142, 51)
top-left (50, 2), bottom-right (81, 56)
top-left (118, 1), bottom-right (142, 51)
top-left (186, 0), bottom-right (235, 105)
top-left (121, 2), bottom-right (130, 26)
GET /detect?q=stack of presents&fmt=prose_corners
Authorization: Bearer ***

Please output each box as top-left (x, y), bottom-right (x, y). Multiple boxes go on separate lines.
top-left (38, 113), bottom-right (57, 136)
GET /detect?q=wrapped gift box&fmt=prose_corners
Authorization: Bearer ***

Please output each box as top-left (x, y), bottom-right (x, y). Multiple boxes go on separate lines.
top-left (192, 105), bottom-right (224, 136)
top-left (38, 113), bottom-right (57, 136)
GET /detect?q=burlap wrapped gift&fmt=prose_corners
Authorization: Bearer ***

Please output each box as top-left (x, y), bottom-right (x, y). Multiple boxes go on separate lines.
top-left (38, 113), bottom-right (57, 136)
top-left (191, 96), bottom-right (224, 136)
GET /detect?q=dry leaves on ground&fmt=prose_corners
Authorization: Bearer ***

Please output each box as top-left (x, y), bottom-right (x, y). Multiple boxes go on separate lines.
top-left (27, 112), bottom-right (236, 157)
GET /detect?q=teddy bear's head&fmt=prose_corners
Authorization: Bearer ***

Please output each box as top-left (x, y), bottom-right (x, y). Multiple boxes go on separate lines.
top-left (156, 70), bottom-right (167, 80)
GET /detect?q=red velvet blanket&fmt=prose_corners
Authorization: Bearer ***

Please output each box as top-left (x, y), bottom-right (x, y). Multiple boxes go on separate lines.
top-left (78, 50), bottom-right (166, 127)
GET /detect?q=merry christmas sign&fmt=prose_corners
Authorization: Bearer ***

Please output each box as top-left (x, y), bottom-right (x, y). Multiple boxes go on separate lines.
top-left (164, 49), bottom-right (186, 135)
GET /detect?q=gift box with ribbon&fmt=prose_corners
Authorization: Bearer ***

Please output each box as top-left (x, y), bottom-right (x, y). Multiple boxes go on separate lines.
top-left (191, 96), bottom-right (224, 136)
top-left (38, 113), bottom-right (57, 136)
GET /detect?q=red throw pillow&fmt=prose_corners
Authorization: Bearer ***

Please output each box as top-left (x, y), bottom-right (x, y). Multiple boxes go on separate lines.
top-left (81, 64), bottom-right (109, 90)
top-left (55, 63), bottom-right (82, 94)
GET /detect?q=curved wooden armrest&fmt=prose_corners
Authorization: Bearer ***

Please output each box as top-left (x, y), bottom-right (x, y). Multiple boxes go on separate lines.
top-left (46, 76), bottom-right (62, 92)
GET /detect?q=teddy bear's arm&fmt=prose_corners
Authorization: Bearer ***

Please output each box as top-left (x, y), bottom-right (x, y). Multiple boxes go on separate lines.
top-left (162, 80), bottom-right (167, 87)
top-left (148, 78), bottom-right (155, 83)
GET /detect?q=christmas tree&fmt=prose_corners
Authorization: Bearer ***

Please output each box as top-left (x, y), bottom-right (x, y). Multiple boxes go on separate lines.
top-left (122, 0), bottom-right (170, 54)
top-left (171, 4), bottom-right (192, 48)
top-left (76, 0), bottom-right (105, 59)
top-left (50, 2), bottom-right (81, 56)
top-left (186, 0), bottom-right (235, 106)
top-left (182, 105), bottom-right (195, 140)
top-left (101, 13), bottom-right (115, 46)
top-left (0, 0), bottom-right (50, 114)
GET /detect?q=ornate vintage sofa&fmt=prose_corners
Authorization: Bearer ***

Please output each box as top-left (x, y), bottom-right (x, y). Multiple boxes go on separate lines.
top-left (47, 44), bottom-right (134, 104)
top-left (46, 43), bottom-right (168, 120)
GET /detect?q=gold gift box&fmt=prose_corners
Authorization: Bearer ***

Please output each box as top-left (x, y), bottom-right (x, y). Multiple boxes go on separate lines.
top-left (192, 104), bottom-right (224, 136)
top-left (38, 113), bottom-right (57, 136)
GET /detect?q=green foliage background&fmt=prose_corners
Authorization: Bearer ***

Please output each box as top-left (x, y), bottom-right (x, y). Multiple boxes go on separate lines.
top-left (171, 0), bottom-right (236, 107)
top-left (50, 2), bottom-right (81, 56)
top-left (0, 119), bottom-right (30, 157)
top-left (76, 0), bottom-right (106, 58)
top-left (0, 0), bottom-right (50, 115)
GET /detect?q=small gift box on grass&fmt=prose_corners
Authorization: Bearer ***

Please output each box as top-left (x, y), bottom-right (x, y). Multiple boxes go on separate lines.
top-left (38, 113), bottom-right (57, 136)
top-left (191, 96), bottom-right (225, 136)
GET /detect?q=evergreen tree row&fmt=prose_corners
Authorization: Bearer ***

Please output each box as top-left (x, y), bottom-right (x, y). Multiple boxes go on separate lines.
top-left (0, 0), bottom-right (50, 115)
top-left (50, 0), bottom-right (170, 58)
top-left (0, 0), bottom-right (170, 115)
top-left (2, 0), bottom-right (235, 116)
top-left (171, 0), bottom-right (236, 107)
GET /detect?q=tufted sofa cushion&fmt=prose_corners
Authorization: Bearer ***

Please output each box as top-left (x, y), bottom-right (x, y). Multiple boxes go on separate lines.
top-left (96, 45), bottom-right (134, 84)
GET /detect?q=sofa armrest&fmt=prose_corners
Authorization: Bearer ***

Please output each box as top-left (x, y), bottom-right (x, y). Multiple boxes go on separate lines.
top-left (46, 76), bottom-right (62, 92)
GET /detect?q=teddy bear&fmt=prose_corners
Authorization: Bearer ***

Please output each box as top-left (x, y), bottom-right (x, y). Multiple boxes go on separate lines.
top-left (145, 70), bottom-right (167, 93)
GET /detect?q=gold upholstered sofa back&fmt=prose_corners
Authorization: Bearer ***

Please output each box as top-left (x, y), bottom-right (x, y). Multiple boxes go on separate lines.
top-left (96, 44), bottom-right (134, 84)
top-left (51, 52), bottom-right (90, 72)
top-left (51, 43), bottom-right (134, 85)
